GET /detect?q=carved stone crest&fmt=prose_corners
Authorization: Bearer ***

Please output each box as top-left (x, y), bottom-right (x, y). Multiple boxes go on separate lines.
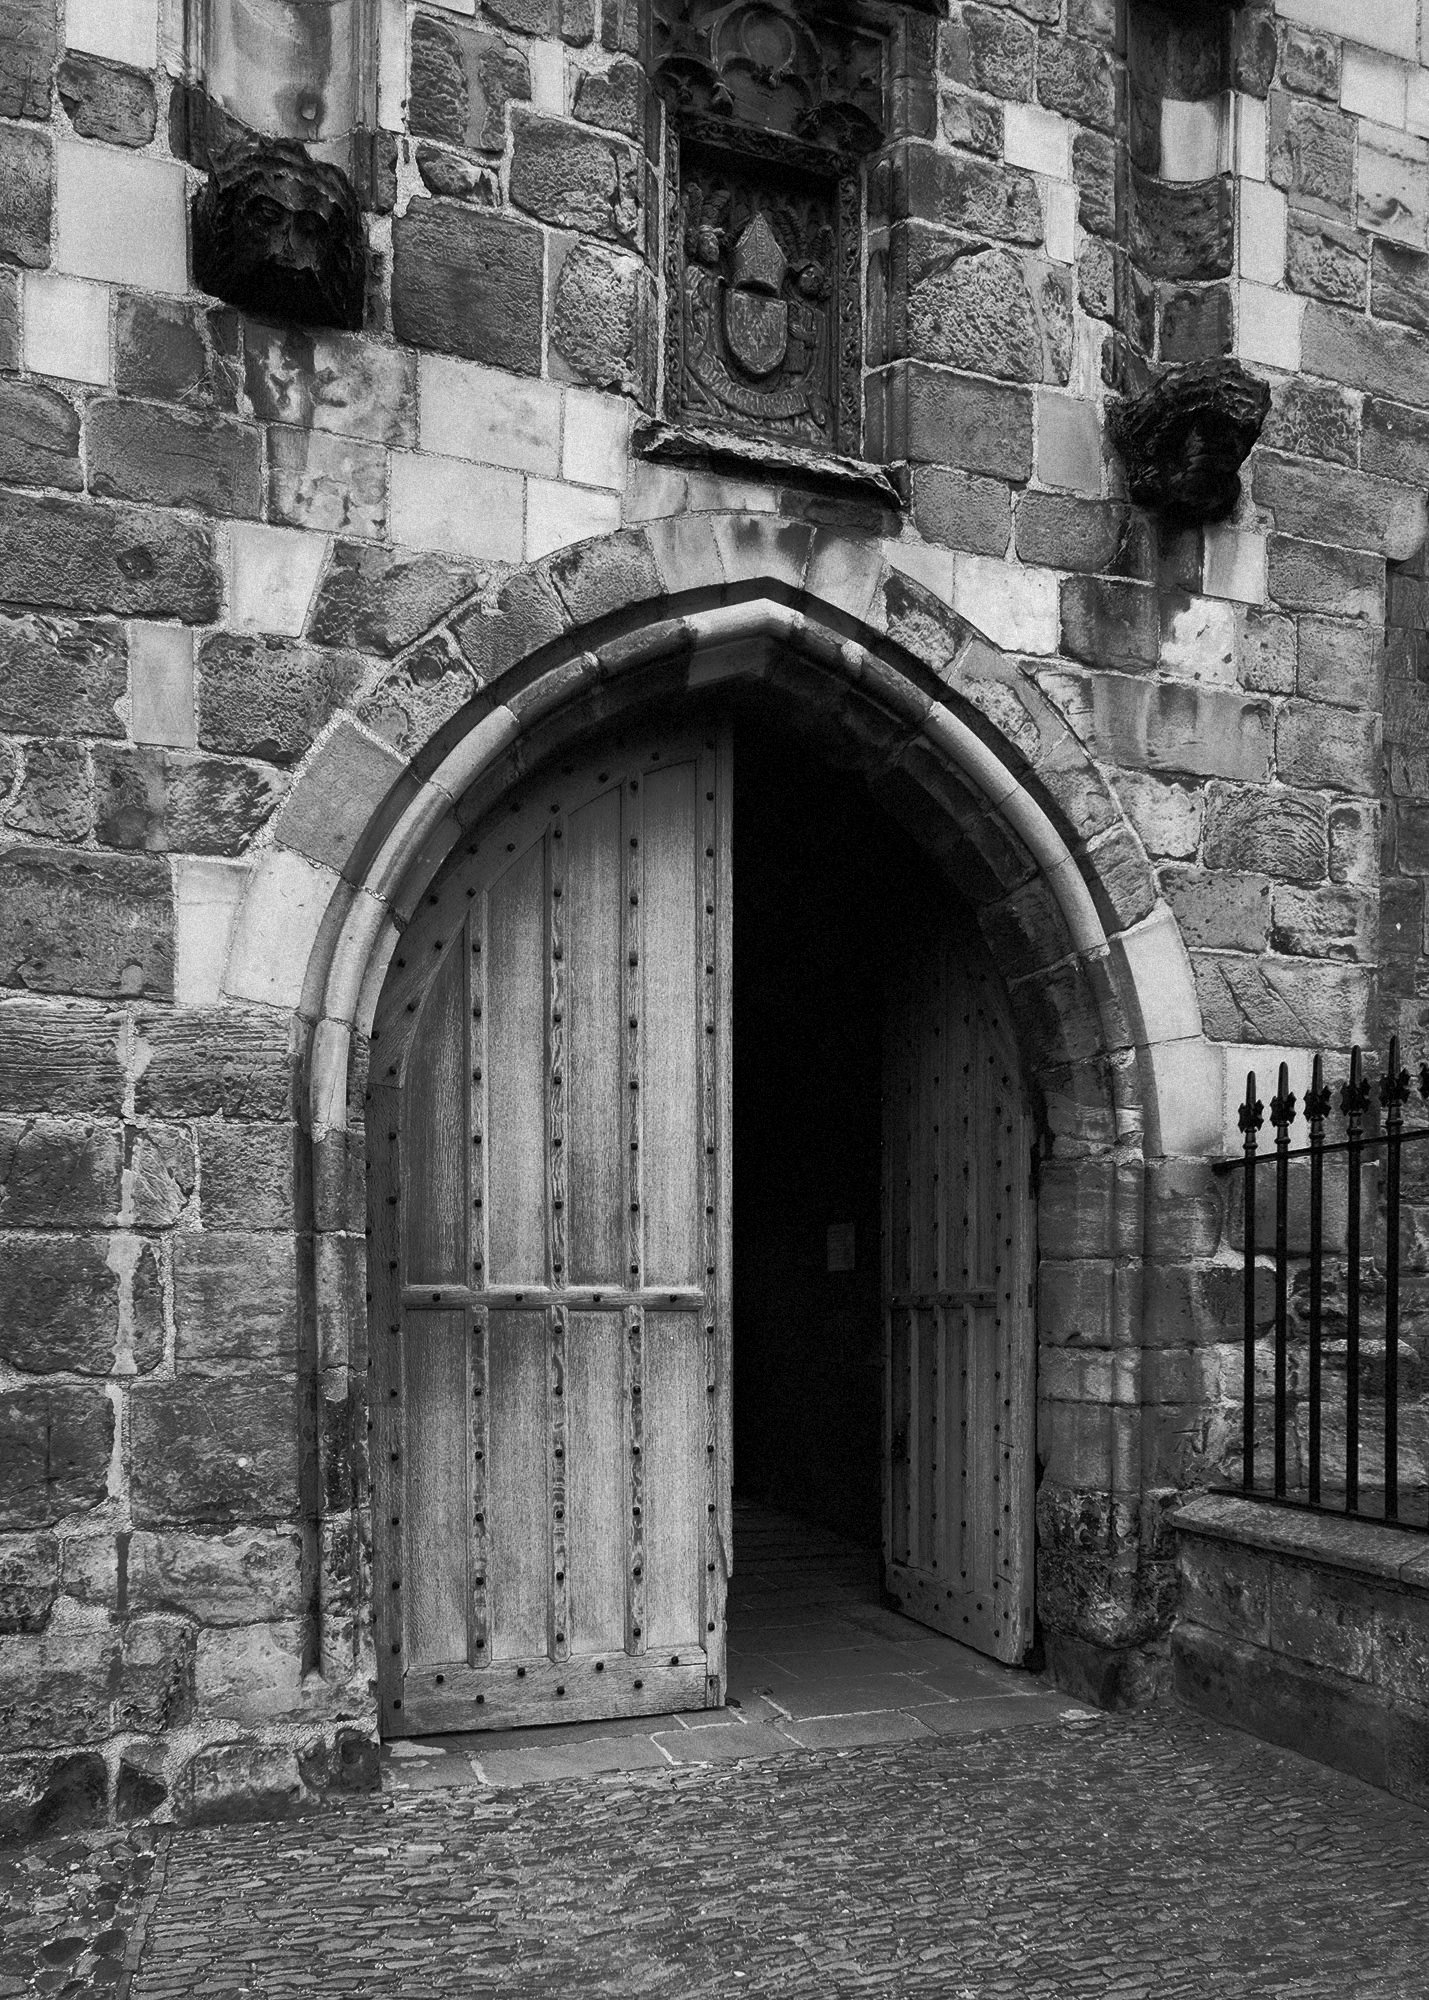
top-left (653, 0), bottom-right (885, 155)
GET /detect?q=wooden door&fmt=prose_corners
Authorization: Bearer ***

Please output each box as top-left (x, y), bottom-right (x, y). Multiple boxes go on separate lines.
top-left (881, 917), bottom-right (1035, 1663)
top-left (371, 726), bottom-right (732, 1735)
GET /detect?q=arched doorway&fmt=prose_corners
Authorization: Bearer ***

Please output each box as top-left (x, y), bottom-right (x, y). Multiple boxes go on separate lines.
top-left (369, 696), bottom-right (1036, 1738)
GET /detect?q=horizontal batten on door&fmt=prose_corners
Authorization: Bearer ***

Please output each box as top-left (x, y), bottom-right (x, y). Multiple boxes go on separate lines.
top-left (887, 1290), bottom-right (997, 1309)
top-left (400, 1286), bottom-right (706, 1312)
top-left (399, 1652), bottom-right (710, 1734)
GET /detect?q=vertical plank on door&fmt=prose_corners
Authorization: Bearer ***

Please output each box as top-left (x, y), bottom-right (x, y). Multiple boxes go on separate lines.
top-left (403, 944), bottom-right (467, 1286)
top-left (403, 1310), bottom-right (469, 1666)
top-left (487, 842), bottom-right (547, 1286)
top-left (643, 1308), bottom-right (703, 1648)
top-left (566, 787), bottom-right (624, 1286)
top-left (641, 760), bottom-right (698, 1286)
top-left (487, 1309), bottom-right (549, 1660)
top-left (566, 1310), bottom-right (626, 1654)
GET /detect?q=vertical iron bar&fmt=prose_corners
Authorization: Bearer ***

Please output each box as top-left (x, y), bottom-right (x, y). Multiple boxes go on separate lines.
top-left (1239, 1072), bottom-right (1263, 1493)
top-left (1305, 1055), bottom-right (1330, 1509)
top-left (1342, 1047), bottom-right (1369, 1516)
top-left (1381, 1037), bottom-right (1409, 1524)
top-left (1270, 1063), bottom-right (1295, 1500)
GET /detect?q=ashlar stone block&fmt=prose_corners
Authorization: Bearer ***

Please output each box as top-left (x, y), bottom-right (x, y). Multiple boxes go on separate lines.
top-left (23, 273), bottom-right (110, 385)
top-left (54, 142), bottom-right (186, 295)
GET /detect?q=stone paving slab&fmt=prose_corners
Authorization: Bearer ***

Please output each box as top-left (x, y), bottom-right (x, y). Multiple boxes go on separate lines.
top-left (117, 1708), bottom-right (1429, 1999)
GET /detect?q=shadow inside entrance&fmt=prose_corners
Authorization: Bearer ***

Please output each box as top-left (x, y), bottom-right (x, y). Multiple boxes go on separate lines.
top-left (382, 1505), bottom-right (1091, 1793)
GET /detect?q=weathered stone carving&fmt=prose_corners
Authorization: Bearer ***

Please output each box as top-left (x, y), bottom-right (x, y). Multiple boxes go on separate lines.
top-left (192, 138), bottom-right (367, 333)
top-left (1107, 358), bottom-right (1270, 524)
top-left (653, 1), bottom-right (886, 154)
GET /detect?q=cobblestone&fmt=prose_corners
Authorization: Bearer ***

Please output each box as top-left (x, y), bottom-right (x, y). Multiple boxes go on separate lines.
top-left (0, 1824), bottom-right (165, 1999)
top-left (109, 1708), bottom-right (1429, 1998)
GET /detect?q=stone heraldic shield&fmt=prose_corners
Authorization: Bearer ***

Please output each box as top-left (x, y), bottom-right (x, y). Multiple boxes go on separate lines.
top-left (723, 212), bottom-right (789, 378)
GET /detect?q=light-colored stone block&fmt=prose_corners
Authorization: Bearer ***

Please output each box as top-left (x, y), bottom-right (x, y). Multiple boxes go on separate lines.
top-left (1146, 1038), bottom-right (1225, 1159)
top-left (129, 623), bottom-right (195, 748)
top-left (376, 0), bottom-right (407, 130)
top-left (389, 450), bottom-right (523, 562)
top-left (563, 390), bottom-right (629, 490)
top-left (23, 273), bottom-right (110, 384)
top-left (528, 38), bottom-right (565, 113)
top-left (55, 143), bottom-right (187, 295)
top-left (1235, 92), bottom-right (1267, 181)
top-left (224, 848), bottom-right (341, 1010)
top-left (526, 479), bottom-right (622, 560)
top-left (65, 0), bottom-right (158, 67)
top-left (174, 857), bottom-right (250, 1006)
top-left (1004, 103), bottom-right (1070, 180)
top-left (1203, 526), bottom-right (1268, 605)
top-left (1342, 45), bottom-right (1409, 124)
top-left (1160, 595), bottom-right (1237, 684)
top-left (1160, 97), bottom-right (1225, 182)
top-left (1041, 180), bottom-right (1077, 265)
top-left (228, 524), bottom-right (329, 637)
top-left (1276, 0), bottom-right (1415, 58)
top-left (882, 536), bottom-right (958, 603)
top-left (418, 355), bottom-right (563, 475)
top-left (1236, 282), bottom-right (1302, 371)
top-left (1238, 180), bottom-right (1287, 286)
top-left (1407, 68), bottom-right (1429, 138)
top-left (1112, 904), bottom-right (1202, 1046)
top-left (1358, 134), bottom-right (1429, 246)
top-left (955, 554), bottom-right (1059, 655)
top-left (1036, 391), bottom-right (1103, 493)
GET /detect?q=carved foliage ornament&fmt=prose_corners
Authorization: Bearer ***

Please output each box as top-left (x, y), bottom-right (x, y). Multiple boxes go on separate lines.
top-left (653, 0), bottom-right (886, 155)
top-left (1107, 358), bottom-right (1270, 524)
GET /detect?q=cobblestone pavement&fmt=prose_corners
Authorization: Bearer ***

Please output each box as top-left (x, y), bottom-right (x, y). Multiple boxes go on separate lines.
top-left (117, 1707), bottom-right (1429, 1999)
top-left (0, 1825), bottom-right (164, 1999)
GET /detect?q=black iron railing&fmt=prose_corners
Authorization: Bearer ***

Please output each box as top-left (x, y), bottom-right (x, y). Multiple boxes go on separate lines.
top-left (1217, 1037), bottom-right (1429, 1532)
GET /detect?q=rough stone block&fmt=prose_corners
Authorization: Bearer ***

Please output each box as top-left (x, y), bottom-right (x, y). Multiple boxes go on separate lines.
top-left (1059, 576), bottom-right (1159, 672)
top-left (548, 237), bottom-right (651, 397)
top-left (117, 293), bottom-right (242, 410)
top-left (1013, 493), bottom-right (1139, 575)
top-left (1285, 210), bottom-right (1365, 307)
top-left (0, 124), bottom-right (51, 268)
top-left (87, 398), bottom-right (261, 517)
top-left (243, 323), bottom-right (417, 446)
top-left (1270, 881), bottom-right (1373, 960)
top-left (1116, 770), bottom-right (1203, 859)
top-left (0, 1532), bottom-right (60, 1635)
top-left (1158, 281), bottom-right (1232, 361)
top-left (196, 1122), bottom-right (295, 1233)
top-left (269, 716), bottom-right (405, 874)
top-left (0, 848), bottom-right (173, 999)
top-left (1192, 951), bottom-right (1372, 1045)
top-left (1328, 799), bottom-right (1380, 889)
top-left (1267, 535), bottom-right (1384, 621)
top-left (1178, 1538), bottom-right (1271, 1646)
top-left (266, 426), bottom-right (387, 539)
top-left (197, 633), bottom-right (364, 767)
top-left (0, 379), bottom-right (81, 490)
top-left (0, 1005), bottom-right (123, 1115)
top-left (1268, 95), bottom-right (1354, 209)
top-left (128, 1526), bottom-right (303, 1626)
top-left (0, 0), bottom-right (56, 120)
top-left (1296, 616), bottom-right (1381, 710)
top-left (0, 267), bottom-right (18, 371)
top-left (0, 1234), bottom-right (147, 1374)
top-left (0, 614), bottom-right (125, 740)
top-left (1252, 453), bottom-right (1425, 560)
top-left (196, 1619), bottom-right (304, 1723)
top-left (1276, 700), bottom-right (1380, 795)
top-left (409, 10), bottom-right (529, 153)
top-left (115, 1611), bottom-right (196, 1734)
top-left (1235, 607), bottom-right (1296, 694)
top-left (0, 1387), bottom-right (114, 1529)
top-left (510, 110), bottom-right (642, 247)
top-left (1363, 395), bottom-right (1429, 485)
top-left (1202, 783), bottom-right (1327, 883)
top-left (358, 636), bottom-right (478, 756)
top-left (0, 1617), bottom-right (119, 1746)
top-left (944, 5), bottom-right (1035, 100)
top-left (1261, 377), bottom-right (1359, 467)
top-left (892, 224), bottom-right (1071, 383)
top-left (1036, 30), bottom-right (1114, 132)
top-left (908, 466), bottom-right (1011, 555)
top-left (56, 53), bottom-right (156, 146)
top-left (392, 200), bottom-right (544, 374)
top-left (4, 739), bottom-right (93, 842)
top-left (186, 1739), bottom-right (308, 1826)
top-left (546, 527), bottom-right (660, 626)
top-left (175, 1232), bottom-right (299, 1372)
top-left (1302, 299), bottom-right (1429, 409)
top-left (134, 1008), bottom-right (291, 1122)
top-left (451, 567), bottom-right (568, 682)
top-left (93, 745), bottom-right (285, 856)
top-left (1074, 676), bottom-right (1274, 782)
top-left (1128, 168), bottom-right (1233, 280)
top-left (876, 362), bottom-right (1034, 479)
top-left (894, 141), bottom-right (1044, 245)
top-left (0, 492), bottom-right (219, 622)
top-left (129, 1379), bottom-right (298, 1526)
top-left (1162, 866), bottom-right (1270, 951)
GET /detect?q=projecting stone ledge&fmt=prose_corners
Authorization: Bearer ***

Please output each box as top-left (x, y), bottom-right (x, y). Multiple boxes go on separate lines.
top-left (633, 419), bottom-right (906, 509)
top-left (1107, 359), bottom-right (1270, 525)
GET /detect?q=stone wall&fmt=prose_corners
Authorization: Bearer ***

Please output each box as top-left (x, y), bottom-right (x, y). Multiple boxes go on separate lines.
top-left (0, 0), bottom-right (1427, 1823)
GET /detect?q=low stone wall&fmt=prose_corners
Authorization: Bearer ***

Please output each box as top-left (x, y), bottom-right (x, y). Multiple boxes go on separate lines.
top-left (1173, 1492), bottom-right (1429, 1808)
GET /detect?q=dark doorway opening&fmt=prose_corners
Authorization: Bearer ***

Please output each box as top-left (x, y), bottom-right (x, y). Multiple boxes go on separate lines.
top-left (731, 718), bottom-right (945, 1554)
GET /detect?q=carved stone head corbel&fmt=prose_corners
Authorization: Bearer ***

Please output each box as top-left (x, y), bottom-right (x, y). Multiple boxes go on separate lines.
top-left (1107, 358), bottom-right (1270, 525)
top-left (191, 135), bottom-right (368, 334)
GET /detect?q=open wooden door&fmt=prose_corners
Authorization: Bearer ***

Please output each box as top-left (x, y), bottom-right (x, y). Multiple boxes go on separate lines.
top-left (371, 725), bottom-right (732, 1734)
top-left (881, 917), bottom-right (1035, 1663)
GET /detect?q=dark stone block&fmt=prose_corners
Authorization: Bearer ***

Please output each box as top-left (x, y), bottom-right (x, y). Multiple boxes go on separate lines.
top-left (56, 53), bottom-right (156, 147)
top-left (0, 1235), bottom-right (127, 1374)
top-left (546, 529), bottom-right (661, 626)
top-left (0, 1004), bottom-right (122, 1114)
top-left (548, 236), bottom-right (651, 397)
top-left (175, 1232), bottom-right (298, 1372)
top-left (452, 568), bottom-right (569, 683)
top-left (1287, 210), bottom-right (1366, 308)
top-left (939, 83), bottom-right (1003, 158)
top-left (878, 361), bottom-right (1034, 479)
top-left (572, 57), bottom-right (647, 138)
top-left (1076, 236), bottom-right (1113, 322)
top-left (135, 1008), bottom-right (293, 1122)
top-left (910, 465), bottom-right (1012, 555)
top-left (510, 112), bottom-right (643, 247)
top-left (943, 5), bottom-right (1035, 101)
top-left (3, 738), bottom-right (92, 842)
top-left (129, 1379), bottom-right (299, 1526)
top-left (1129, 169), bottom-right (1233, 281)
top-left (0, 0), bottom-right (56, 121)
top-left (93, 745), bottom-right (285, 856)
top-left (193, 139), bottom-right (367, 334)
top-left (1254, 450), bottom-right (1421, 557)
top-left (116, 293), bottom-right (243, 411)
top-left (0, 493), bottom-right (220, 623)
top-left (0, 1532), bottom-right (59, 1634)
top-left (198, 1121), bottom-right (296, 1231)
top-left (0, 1751), bottom-right (109, 1841)
top-left (894, 141), bottom-right (1043, 245)
top-left (197, 632), bottom-right (365, 765)
top-left (358, 635), bottom-right (477, 755)
top-left (0, 847), bottom-right (174, 999)
top-left (87, 400), bottom-right (261, 517)
top-left (1268, 534), bottom-right (1386, 619)
top-left (0, 380), bottom-right (77, 491)
top-left (0, 1386), bottom-right (115, 1529)
top-left (1060, 574), bottom-right (1159, 671)
top-left (1158, 283), bottom-right (1232, 362)
top-left (1371, 239), bottom-right (1429, 339)
top-left (1072, 128), bottom-right (1115, 238)
top-left (891, 224), bottom-right (1070, 383)
top-left (307, 539), bottom-right (476, 657)
top-left (0, 268), bottom-right (20, 371)
top-left (1364, 396), bottom-right (1429, 485)
top-left (1204, 783), bottom-right (1326, 882)
top-left (601, 0), bottom-right (640, 53)
top-left (1015, 492), bottom-right (1138, 574)
top-left (391, 199), bottom-right (544, 372)
top-left (563, 0), bottom-right (596, 41)
top-left (1263, 377), bottom-right (1359, 467)
top-left (1036, 31), bottom-right (1115, 133)
top-left (0, 613), bottom-right (126, 738)
top-left (882, 570), bottom-right (968, 672)
top-left (1278, 22), bottom-right (1337, 99)
top-left (116, 1756), bottom-right (169, 1821)
top-left (0, 123), bottom-right (51, 268)
top-left (415, 145), bottom-right (496, 202)
top-left (409, 11), bottom-right (529, 153)
top-left (1232, 0), bottom-right (1278, 95)
top-left (0, 1116), bottom-right (123, 1228)
top-left (1269, 96), bottom-right (1354, 210)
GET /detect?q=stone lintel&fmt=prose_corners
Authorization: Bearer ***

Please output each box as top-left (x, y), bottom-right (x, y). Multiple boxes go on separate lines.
top-left (633, 417), bottom-right (906, 508)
